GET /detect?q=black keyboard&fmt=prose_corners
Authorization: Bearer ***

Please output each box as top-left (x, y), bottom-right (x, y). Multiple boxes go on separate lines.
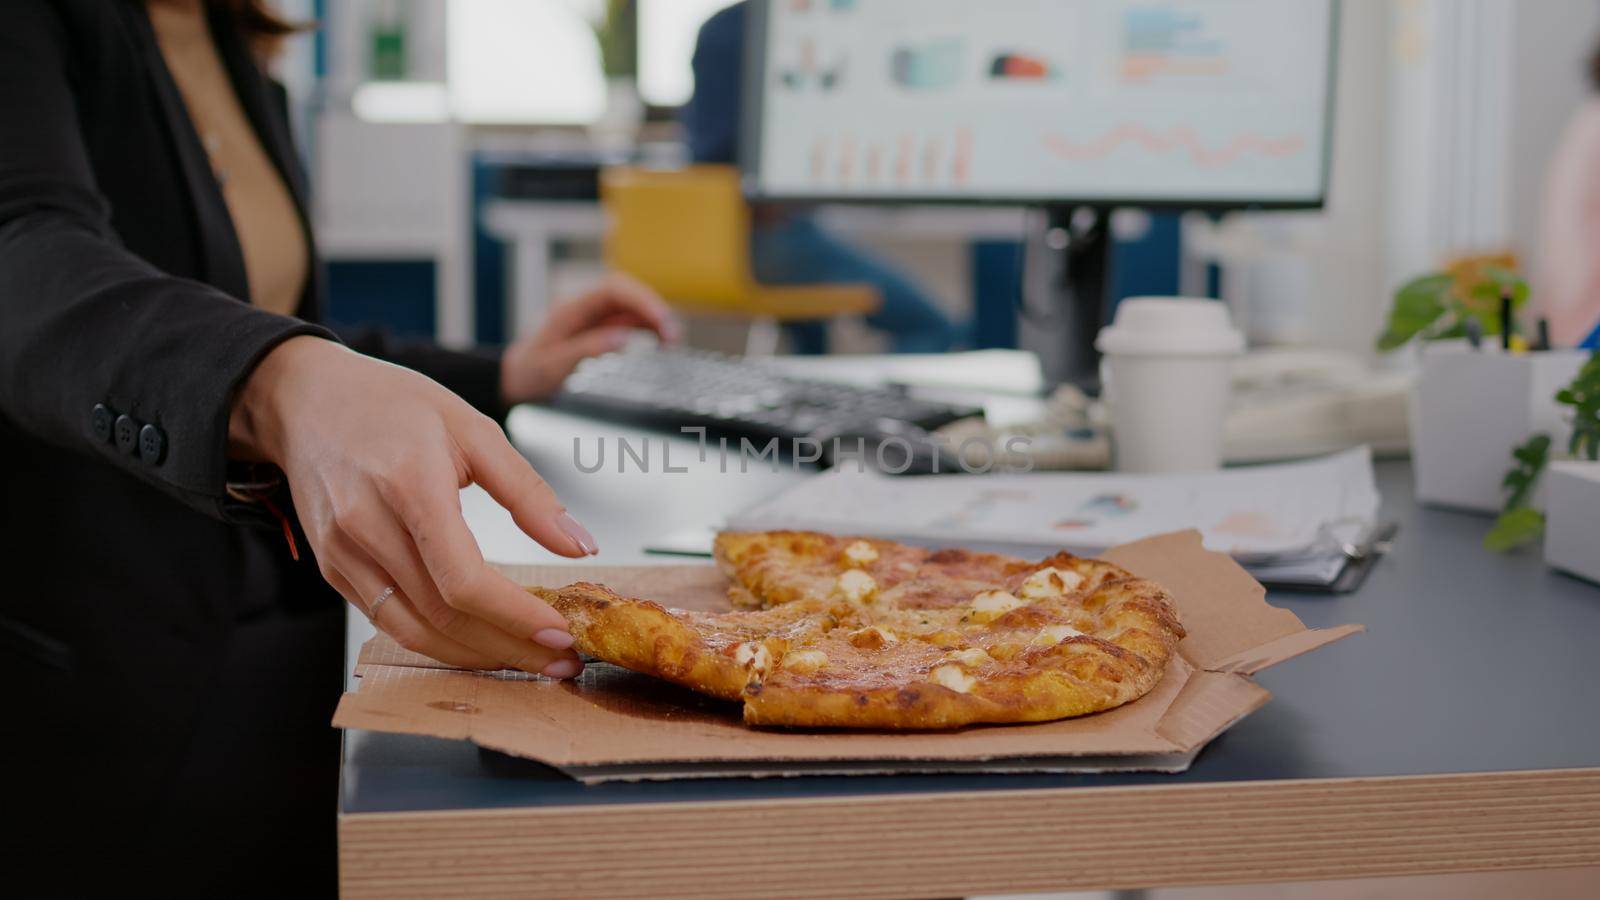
top-left (555, 348), bottom-right (984, 472)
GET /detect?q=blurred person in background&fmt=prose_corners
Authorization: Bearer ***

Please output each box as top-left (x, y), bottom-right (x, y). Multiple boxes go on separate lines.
top-left (0, 1), bottom-right (677, 894)
top-left (684, 0), bottom-right (961, 354)
top-left (1536, 33), bottom-right (1600, 347)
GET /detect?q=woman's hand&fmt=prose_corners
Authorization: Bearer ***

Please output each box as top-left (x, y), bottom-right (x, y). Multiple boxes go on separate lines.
top-left (499, 273), bottom-right (680, 405)
top-left (230, 336), bottom-right (593, 677)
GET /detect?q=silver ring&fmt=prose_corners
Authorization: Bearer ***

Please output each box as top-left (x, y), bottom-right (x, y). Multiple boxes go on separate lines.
top-left (370, 586), bottom-right (396, 618)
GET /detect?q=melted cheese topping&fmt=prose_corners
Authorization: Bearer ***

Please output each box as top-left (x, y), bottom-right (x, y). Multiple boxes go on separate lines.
top-left (948, 647), bottom-right (991, 667)
top-left (842, 540), bottom-right (880, 567)
top-left (966, 589), bottom-right (1025, 624)
top-left (1031, 624), bottom-right (1085, 646)
top-left (847, 626), bottom-right (898, 649)
top-left (1018, 567), bottom-right (1084, 599)
top-left (928, 664), bottom-right (977, 693)
top-left (734, 641), bottom-right (772, 677)
top-left (835, 569), bottom-right (878, 603)
top-left (782, 649), bottom-right (829, 674)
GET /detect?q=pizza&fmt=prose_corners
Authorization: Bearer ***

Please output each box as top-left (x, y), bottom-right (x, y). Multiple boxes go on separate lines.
top-left (527, 531), bottom-right (1186, 730)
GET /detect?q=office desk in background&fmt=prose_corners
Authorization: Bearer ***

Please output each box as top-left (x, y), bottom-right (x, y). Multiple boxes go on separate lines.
top-left (339, 365), bottom-right (1600, 899)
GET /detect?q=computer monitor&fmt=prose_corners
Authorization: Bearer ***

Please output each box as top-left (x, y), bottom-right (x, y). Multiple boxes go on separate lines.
top-left (741, 0), bottom-right (1338, 209)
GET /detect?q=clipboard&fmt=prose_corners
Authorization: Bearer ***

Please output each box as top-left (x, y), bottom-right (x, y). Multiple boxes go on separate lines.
top-left (1250, 522), bottom-right (1400, 594)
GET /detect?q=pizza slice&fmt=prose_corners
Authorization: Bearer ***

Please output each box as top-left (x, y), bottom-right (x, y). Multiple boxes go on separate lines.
top-left (741, 569), bottom-right (1184, 728)
top-left (530, 582), bottom-right (860, 700)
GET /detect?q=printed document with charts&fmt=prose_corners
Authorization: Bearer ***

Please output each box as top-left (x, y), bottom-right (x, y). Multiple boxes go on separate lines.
top-left (728, 447), bottom-right (1380, 565)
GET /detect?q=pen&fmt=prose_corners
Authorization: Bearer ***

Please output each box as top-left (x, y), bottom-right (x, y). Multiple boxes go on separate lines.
top-left (1500, 290), bottom-right (1513, 352)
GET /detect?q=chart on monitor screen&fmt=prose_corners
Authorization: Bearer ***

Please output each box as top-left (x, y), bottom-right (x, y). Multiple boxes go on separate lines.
top-left (749, 0), bottom-right (1335, 204)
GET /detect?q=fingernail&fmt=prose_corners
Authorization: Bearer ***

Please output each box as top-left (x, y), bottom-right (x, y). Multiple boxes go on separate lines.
top-left (603, 329), bottom-right (630, 351)
top-left (541, 658), bottom-right (582, 680)
top-left (533, 627), bottom-right (574, 650)
top-left (662, 318), bottom-right (683, 342)
top-left (557, 511), bottom-right (599, 556)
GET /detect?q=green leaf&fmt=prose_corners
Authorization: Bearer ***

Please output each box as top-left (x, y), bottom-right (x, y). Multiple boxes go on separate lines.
top-left (1572, 425), bottom-right (1599, 461)
top-left (1477, 265), bottom-right (1530, 297)
top-left (1377, 273), bottom-right (1452, 350)
top-left (1484, 507), bottom-right (1546, 552)
top-left (1500, 433), bottom-right (1550, 511)
top-left (1396, 272), bottom-right (1456, 297)
top-left (1512, 434), bottom-right (1551, 466)
top-left (1555, 351), bottom-right (1600, 462)
top-left (1375, 330), bottom-right (1410, 352)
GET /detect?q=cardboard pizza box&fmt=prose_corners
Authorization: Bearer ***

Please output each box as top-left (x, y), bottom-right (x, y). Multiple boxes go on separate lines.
top-left (332, 531), bottom-right (1361, 783)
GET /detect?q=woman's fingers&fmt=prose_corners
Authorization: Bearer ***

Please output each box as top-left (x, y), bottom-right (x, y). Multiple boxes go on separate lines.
top-left (600, 272), bottom-right (680, 341)
top-left (457, 418), bottom-right (598, 559)
top-left (501, 274), bottom-right (680, 405)
top-left (381, 462), bottom-right (588, 660)
top-left (531, 326), bottom-right (633, 387)
top-left (323, 563), bottom-right (503, 671)
top-left (333, 498), bottom-right (582, 677)
top-left (548, 274), bottom-right (680, 343)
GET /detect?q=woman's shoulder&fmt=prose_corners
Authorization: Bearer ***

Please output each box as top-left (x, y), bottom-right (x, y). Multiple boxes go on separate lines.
top-left (9, 0), bottom-right (129, 36)
top-left (5, 0), bottom-right (139, 77)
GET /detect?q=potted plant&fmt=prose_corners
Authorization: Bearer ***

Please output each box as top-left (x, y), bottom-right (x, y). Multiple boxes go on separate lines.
top-left (1484, 352), bottom-right (1600, 551)
top-left (1381, 254), bottom-right (1589, 512)
top-left (1376, 253), bottom-right (1526, 351)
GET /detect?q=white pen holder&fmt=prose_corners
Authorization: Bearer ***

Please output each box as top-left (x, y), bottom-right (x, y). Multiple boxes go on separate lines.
top-left (1408, 341), bottom-right (1587, 513)
top-left (1544, 462), bottom-right (1600, 585)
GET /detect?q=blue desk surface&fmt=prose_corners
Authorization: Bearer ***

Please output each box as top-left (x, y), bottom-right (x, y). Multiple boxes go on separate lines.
top-left (341, 457), bottom-right (1600, 817)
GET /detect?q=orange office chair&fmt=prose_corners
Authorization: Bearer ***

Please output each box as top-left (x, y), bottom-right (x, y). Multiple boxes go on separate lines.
top-left (599, 164), bottom-right (880, 354)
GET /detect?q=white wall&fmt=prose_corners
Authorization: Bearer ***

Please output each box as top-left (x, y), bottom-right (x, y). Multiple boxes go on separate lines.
top-left (1507, 0), bottom-right (1600, 278)
top-left (1197, 0), bottom-right (1600, 358)
top-left (1187, 0), bottom-right (1395, 356)
top-left (1296, 0), bottom-right (1395, 355)
top-left (1385, 0), bottom-right (1598, 285)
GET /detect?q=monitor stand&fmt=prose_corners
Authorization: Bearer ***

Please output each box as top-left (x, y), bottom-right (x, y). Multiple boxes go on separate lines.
top-left (1018, 205), bottom-right (1113, 394)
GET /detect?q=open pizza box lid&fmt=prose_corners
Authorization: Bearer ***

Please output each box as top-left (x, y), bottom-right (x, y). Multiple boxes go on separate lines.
top-left (333, 530), bottom-right (1361, 783)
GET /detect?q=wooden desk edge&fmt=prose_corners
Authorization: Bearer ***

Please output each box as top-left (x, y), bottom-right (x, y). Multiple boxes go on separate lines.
top-left (340, 767), bottom-right (1600, 898)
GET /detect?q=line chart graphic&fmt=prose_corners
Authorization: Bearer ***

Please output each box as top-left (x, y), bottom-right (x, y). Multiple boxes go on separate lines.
top-left (1041, 125), bottom-right (1306, 169)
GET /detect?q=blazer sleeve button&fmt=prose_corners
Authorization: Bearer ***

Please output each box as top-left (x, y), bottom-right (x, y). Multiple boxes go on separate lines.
top-left (91, 404), bottom-right (114, 443)
top-left (114, 414), bottom-right (139, 455)
top-left (138, 424), bottom-right (167, 465)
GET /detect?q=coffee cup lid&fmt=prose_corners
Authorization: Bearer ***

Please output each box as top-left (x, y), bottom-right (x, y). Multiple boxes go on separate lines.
top-left (1095, 297), bottom-right (1245, 357)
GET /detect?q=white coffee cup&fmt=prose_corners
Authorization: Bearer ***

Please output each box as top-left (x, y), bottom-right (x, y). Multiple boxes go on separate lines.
top-left (1095, 297), bottom-right (1244, 473)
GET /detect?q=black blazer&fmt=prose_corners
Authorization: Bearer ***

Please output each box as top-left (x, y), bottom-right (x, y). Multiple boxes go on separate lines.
top-left (0, 0), bottom-right (501, 866)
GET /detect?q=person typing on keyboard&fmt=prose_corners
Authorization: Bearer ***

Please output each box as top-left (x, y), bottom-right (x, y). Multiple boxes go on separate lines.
top-left (684, 1), bottom-right (961, 355)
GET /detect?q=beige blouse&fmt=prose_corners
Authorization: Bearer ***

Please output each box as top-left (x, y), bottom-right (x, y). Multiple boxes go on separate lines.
top-left (146, 0), bottom-right (308, 317)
